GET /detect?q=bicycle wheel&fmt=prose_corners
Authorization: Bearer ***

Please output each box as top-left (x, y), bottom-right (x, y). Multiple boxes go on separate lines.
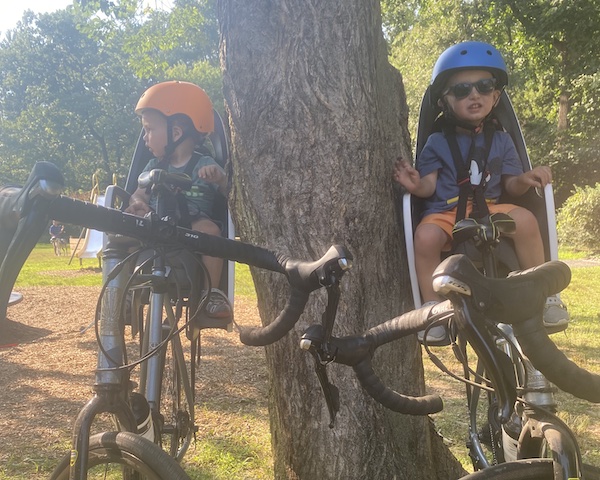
top-left (50, 431), bottom-right (190, 480)
top-left (459, 459), bottom-right (600, 480)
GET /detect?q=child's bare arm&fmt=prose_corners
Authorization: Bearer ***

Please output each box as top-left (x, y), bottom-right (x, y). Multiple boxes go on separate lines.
top-left (392, 159), bottom-right (437, 198)
top-left (503, 166), bottom-right (552, 197)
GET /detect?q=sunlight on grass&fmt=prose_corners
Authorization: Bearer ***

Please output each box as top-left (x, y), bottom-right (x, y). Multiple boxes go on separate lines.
top-left (14, 244), bottom-right (101, 287)
top-left (235, 263), bottom-right (257, 298)
top-left (183, 408), bottom-right (272, 480)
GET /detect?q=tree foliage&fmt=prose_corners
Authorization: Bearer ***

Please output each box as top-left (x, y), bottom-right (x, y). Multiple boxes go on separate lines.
top-left (0, 0), bottom-right (221, 192)
top-left (381, 0), bottom-right (600, 205)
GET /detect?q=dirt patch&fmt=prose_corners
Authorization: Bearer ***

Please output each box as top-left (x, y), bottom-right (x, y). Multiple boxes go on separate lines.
top-left (0, 286), bottom-right (267, 476)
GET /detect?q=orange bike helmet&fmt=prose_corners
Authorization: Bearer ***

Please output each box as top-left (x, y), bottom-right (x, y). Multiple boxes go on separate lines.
top-left (135, 81), bottom-right (214, 133)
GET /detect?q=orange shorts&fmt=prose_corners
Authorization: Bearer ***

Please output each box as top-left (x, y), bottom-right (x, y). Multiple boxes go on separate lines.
top-left (419, 203), bottom-right (519, 251)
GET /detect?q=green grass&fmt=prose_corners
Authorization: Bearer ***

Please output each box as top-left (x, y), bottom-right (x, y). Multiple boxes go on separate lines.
top-left (234, 263), bottom-right (256, 298)
top-left (14, 243), bottom-right (101, 287)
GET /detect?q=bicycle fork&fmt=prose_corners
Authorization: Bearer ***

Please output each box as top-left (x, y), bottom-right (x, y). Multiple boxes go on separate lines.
top-left (496, 324), bottom-right (583, 479)
top-left (69, 241), bottom-right (138, 480)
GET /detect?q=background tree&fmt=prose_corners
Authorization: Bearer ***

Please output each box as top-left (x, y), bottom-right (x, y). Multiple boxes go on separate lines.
top-left (0, 0), bottom-right (223, 191)
top-left (0, 8), bottom-right (144, 189)
top-left (218, 0), bottom-right (464, 478)
top-left (381, 0), bottom-right (600, 205)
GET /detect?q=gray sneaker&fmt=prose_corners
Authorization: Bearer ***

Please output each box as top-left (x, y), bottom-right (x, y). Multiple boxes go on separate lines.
top-left (417, 301), bottom-right (450, 346)
top-left (204, 288), bottom-right (232, 319)
top-left (543, 295), bottom-right (569, 332)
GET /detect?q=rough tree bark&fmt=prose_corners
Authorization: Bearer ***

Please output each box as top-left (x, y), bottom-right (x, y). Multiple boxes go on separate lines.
top-left (218, 1), bottom-right (465, 478)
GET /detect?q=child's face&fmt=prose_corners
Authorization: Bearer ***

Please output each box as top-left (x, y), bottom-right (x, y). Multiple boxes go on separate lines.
top-left (441, 69), bottom-right (500, 127)
top-left (141, 110), bottom-right (169, 158)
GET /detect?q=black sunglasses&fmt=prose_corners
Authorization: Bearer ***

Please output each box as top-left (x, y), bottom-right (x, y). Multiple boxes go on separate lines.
top-left (443, 78), bottom-right (497, 99)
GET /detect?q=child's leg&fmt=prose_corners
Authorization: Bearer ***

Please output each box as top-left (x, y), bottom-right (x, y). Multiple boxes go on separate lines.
top-left (505, 206), bottom-right (569, 329)
top-left (191, 217), bottom-right (223, 289)
top-left (414, 223), bottom-right (449, 303)
top-left (504, 207), bottom-right (545, 269)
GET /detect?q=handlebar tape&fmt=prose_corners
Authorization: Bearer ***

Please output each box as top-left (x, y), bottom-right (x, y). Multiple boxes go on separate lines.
top-left (514, 319), bottom-right (600, 403)
top-left (239, 245), bottom-right (352, 346)
top-left (327, 304), bottom-right (447, 415)
top-left (49, 196), bottom-right (285, 272)
top-left (239, 288), bottom-right (310, 346)
top-left (353, 359), bottom-right (443, 415)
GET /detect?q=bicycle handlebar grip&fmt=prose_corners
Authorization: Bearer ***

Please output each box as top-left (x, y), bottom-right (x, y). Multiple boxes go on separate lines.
top-left (436, 255), bottom-right (571, 324)
top-left (514, 319), bottom-right (600, 403)
top-left (239, 287), bottom-right (310, 346)
top-left (327, 304), bottom-right (447, 414)
top-left (138, 169), bottom-right (193, 191)
top-left (353, 358), bottom-right (444, 415)
top-left (238, 245), bottom-right (352, 347)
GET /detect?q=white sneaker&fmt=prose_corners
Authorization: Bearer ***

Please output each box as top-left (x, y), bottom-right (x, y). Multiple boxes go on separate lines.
top-left (543, 295), bottom-right (569, 332)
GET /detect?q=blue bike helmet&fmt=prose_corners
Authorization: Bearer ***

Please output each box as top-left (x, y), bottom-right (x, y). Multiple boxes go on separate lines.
top-left (431, 41), bottom-right (508, 104)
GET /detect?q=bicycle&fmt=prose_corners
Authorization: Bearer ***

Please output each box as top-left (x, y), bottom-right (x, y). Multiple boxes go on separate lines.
top-left (0, 161), bottom-right (352, 478)
top-left (294, 243), bottom-right (600, 479)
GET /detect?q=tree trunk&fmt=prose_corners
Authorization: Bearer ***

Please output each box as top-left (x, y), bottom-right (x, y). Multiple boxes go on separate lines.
top-left (218, 1), bottom-right (464, 478)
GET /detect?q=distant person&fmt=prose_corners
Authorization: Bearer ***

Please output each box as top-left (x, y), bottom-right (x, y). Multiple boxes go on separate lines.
top-left (125, 81), bottom-right (231, 321)
top-left (49, 220), bottom-right (67, 256)
top-left (393, 41), bottom-right (569, 344)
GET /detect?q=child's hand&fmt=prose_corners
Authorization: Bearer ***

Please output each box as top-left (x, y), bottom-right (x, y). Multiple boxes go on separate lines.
top-left (125, 198), bottom-right (151, 217)
top-left (504, 165), bottom-right (553, 197)
top-left (198, 165), bottom-right (225, 185)
top-left (519, 166), bottom-right (552, 189)
top-left (393, 159), bottom-right (421, 191)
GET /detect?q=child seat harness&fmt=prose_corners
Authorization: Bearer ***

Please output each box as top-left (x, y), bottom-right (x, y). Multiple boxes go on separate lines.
top-left (153, 151), bottom-right (205, 228)
top-left (442, 119), bottom-right (496, 223)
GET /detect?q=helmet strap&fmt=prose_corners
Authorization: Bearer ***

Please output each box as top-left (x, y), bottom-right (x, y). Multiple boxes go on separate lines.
top-left (164, 117), bottom-right (190, 159)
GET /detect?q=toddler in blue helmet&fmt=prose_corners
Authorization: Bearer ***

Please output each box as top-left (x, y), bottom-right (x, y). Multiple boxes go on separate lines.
top-left (393, 41), bottom-right (568, 344)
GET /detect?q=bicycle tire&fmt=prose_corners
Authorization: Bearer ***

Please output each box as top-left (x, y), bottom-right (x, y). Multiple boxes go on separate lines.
top-left (158, 324), bottom-right (195, 460)
top-left (50, 431), bottom-right (190, 480)
top-left (459, 459), bottom-right (600, 480)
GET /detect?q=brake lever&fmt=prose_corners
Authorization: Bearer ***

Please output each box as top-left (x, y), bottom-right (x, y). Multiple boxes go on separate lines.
top-left (299, 283), bottom-right (343, 427)
top-left (300, 324), bottom-right (340, 428)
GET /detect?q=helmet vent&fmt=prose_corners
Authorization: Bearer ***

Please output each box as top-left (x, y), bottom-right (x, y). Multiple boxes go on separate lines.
top-left (486, 49), bottom-right (493, 56)
top-left (460, 49), bottom-right (468, 55)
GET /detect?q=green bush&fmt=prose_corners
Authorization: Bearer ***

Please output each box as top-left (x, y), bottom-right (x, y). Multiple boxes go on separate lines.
top-left (557, 183), bottom-right (600, 255)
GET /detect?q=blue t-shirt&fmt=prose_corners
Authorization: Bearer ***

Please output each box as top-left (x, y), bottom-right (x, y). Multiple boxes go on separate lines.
top-left (417, 130), bottom-right (523, 218)
top-left (143, 152), bottom-right (223, 218)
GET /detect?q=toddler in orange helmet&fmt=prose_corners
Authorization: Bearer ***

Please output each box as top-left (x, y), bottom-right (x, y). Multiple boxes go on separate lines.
top-left (126, 80), bottom-right (231, 320)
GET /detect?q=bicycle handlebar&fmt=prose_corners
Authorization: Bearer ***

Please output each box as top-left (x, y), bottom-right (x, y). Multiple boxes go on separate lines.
top-left (308, 253), bottom-right (598, 417)
top-left (0, 162), bottom-right (352, 348)
top-left (138, 169), bottom-right (193, 191)
top-left (321, 303), bottom-right (448, 415)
